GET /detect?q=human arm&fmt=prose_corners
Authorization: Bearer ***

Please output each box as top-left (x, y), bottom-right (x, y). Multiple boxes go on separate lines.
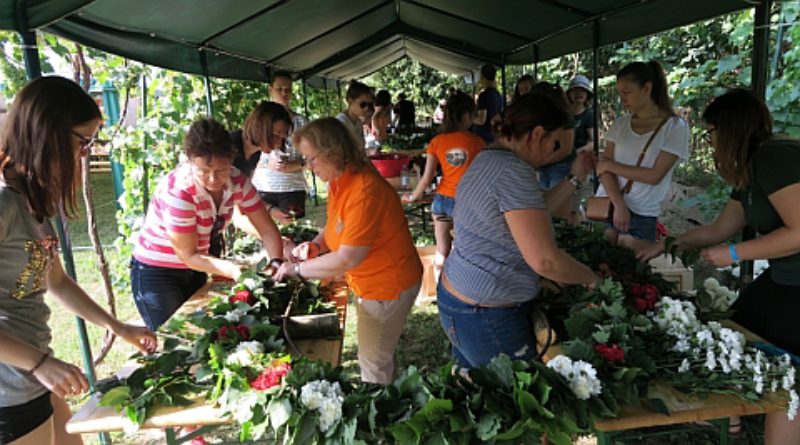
top-left (702, 183), bottom-right (800, 267)
top-left (288, 229), bottom-right (330, 261)
top-left (543, 149), bottom-right (595, 218)
top-left (275, 244), bottom-right (369, 281)
top-left (242, 204), bottom-right (284, 260)
top-left (596, 150), bottom-right (679, 185)
top-left (505, 208), bottom-right (600, 287)
top-left (597, 142), bottom-right (630, 233)
top-left (404, 154), bottom-right (438, 202)
top-left (169, 230), bottom-right (243, 279)
top-left (268, 154), bottom-right (303, 173)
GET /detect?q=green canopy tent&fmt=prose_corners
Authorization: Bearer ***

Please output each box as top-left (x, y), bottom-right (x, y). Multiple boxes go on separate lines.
top-left (0, 1), bottom-right (774, 442)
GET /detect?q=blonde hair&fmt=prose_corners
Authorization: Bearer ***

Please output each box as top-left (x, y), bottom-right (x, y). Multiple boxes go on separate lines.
top-left (292, 117), bottom-right (368, 172)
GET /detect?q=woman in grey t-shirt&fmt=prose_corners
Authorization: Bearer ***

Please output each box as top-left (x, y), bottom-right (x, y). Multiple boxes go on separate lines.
top-left (0, 77), bottom-right (157, 445)
top-left (439, 94), bottom-right (600, 369)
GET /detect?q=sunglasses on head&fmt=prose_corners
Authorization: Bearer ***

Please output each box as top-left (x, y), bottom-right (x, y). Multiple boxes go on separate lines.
top-left (359, 101), bottom-right (374, 109)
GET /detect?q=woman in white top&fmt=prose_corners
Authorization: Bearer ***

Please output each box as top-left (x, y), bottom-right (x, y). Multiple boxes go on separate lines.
top-left (336, 80), bottom-right (373, 152)
top-left (595, 60), bottom-right (689, 252)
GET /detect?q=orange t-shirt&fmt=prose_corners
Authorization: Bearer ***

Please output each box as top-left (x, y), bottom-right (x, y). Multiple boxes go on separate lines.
top-left (426, 131), bottom-right (485, 198)
top-left (324, 166), bottom-right (422, 300)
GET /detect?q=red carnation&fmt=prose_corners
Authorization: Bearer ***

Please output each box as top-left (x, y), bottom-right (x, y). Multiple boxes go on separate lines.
top-left (229, 289), bottom-right (256, 306)
top-left (633, 297), bottom-right (650, 313)
top-left (594, 343), bottom-right (625, 362)
top-left (216, 324), bottom-right (250, 341)
top-left (631, 283), bottom-right (660, 312)
top-left (250, 363), bottom-right (292, 390)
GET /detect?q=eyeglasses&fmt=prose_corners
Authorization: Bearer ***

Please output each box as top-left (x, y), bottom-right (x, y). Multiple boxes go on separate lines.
top-left (72, 131), bottom-right (99, 155)
top-left (359, 101), bottom-right (374, 109)
top-left (702, 127), bottom-right (715, 144)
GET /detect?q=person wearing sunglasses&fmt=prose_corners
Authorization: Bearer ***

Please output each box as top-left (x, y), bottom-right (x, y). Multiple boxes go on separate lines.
top-left (0, 76), bottom-right (157, 445)
top-left (131, 118), bottom-right (283, 331)
top-left (275, 118), bottom-right (422, 385)
top-left (336, 80), bottom-right (373, 152)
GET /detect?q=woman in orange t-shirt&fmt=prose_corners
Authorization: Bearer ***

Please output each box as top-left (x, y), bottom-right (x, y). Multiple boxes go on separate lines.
top-left (404, 91), bottom-right (485, 268)
top-left (275, 118), bottom-right (422, 385)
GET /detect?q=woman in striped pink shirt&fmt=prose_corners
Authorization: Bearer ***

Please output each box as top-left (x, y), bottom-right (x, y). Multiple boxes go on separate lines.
top-left (131, 118), bottom-right (283, 330)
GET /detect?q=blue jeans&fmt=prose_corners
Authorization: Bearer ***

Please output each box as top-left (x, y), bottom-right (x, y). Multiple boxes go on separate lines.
top-left (431, 194), bottom-right (455, 220)
top-left (538, 159), bottom-right (571, 190)
top-left (130, 257), bottom-right (207, 330)
top-left (436, 280), bottom-right (536, 368)
top-left (604, 210), bottom-right (658, 241)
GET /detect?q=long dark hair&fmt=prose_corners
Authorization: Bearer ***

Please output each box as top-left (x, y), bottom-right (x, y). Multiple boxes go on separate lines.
top-left (441, 91), bottom-right (475, 133)
top-left (512, 74), bottom-right (534, 104)
top-left (702, 88), bottom-right (773, 189)
top-left (496, 94), bottom-right (570, 141)
top-left (0, 76), bottom-right (101, 221)
top-left (617, 61), bottom-right (674, 116)
top-left (243, 101), bottom-right (292, 149)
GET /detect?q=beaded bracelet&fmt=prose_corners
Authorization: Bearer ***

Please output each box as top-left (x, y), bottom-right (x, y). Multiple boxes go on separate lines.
top-left (29, 351), bottom-right (49, 374)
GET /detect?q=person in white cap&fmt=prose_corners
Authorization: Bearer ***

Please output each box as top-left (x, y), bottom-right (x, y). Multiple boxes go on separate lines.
top-left (566, 75), bottom-right (596, 155)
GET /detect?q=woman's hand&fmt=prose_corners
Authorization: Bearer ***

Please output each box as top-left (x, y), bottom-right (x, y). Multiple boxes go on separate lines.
top-left (701, 245), bottom-right (736, 268)
top-left (636, 240), bottom-right (666, 262)
top-left (115, 324), bottom-right (158, 355)
top-left (282, 237), bottom-right (297, 261)
top-left (32, 355), bottom-right (89, 398)
top-left (612, 205), bottom-right (630, 234)
top-left (274, 261), bottom-right (300, 282)
top-left (292, 242), bottom-right (320, 261)
top-left (268, 205), bottom-right (293, 225)
top-left (571, 150), bottom-right (597, 181)
top-left (401, 193), bottom-right (416, 203)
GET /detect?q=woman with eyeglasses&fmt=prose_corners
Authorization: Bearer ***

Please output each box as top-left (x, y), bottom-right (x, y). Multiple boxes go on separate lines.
top-left (336, 80), bottom-right (373, 152)
top-left (274, 118), bottom-right (422, 385)
top-left (131, 118), bottom-right (283, 331)
top-left (0, 76), bottom-right (157, 445)
top-left (640, 89), bottom-right (800, 444)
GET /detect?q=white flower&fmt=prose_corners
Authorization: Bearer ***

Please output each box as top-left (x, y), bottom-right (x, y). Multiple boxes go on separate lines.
top-left (225, 341), bottom-right (264, 367)
top-left (234, 391), bottom-right (258, 424)
top-left (121, 416), bottom-right (140, 435)
top-left (705, 350), bottom-right (717, 371)
top-left (243, 278), bottom-right (258, 290)
top-left (570, 377), bottom-right (593, 400)
top-left (789, 390), bottom-right (799, 421)
top-left (300, 380), bottom-right (344, 432)
top-left (703, 278), bottom-right (720, 291)
top-left (678, 358), bottom-right (691, 373)
top-left (547, 355), bottom-right (574, 377)
top-left (318, 397), bottom-right (343, 432)
top-left (224, 308), bottom-right (248, 323)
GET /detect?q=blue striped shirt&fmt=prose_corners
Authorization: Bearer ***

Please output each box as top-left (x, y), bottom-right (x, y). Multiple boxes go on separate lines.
top-left (444, 149), bottom-right (546, 305)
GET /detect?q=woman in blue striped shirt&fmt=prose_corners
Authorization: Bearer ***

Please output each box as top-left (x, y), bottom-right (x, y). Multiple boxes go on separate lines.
top-left (438, 93), bottom-right (600, 369)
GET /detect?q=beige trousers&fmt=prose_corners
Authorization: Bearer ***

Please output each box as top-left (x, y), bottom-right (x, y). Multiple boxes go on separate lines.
top-left (356, 282), bottom-right (421, 384)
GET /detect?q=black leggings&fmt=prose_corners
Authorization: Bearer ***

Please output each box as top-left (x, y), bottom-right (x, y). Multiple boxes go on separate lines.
top-left (731, 269), bottom-right (800, 355)
top-left (0, 391), bottom-right (53, 443)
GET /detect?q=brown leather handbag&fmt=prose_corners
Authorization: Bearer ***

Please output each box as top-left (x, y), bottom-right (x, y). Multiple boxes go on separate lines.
top-left (586, 118), bottom-right (669, 222)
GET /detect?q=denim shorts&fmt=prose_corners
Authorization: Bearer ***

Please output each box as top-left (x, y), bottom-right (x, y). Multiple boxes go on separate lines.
top-left (604, 210), bottom-right (658, 241)
top-left (436, 280), bottom-right (536, 368)
top-left (538, 159), bottom-right (571, 190)
top-left (130, 257), bottom-right (208, 330)
top-left (431, 194), bottom-right (455, 221)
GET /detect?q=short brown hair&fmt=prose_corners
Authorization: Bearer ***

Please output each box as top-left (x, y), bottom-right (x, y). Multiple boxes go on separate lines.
top-left (243, 101), bottom-right (292, 148)
top-left (184, 118), bottom-right (235, 161)
top-left (702, 88), bottom-right (773, 189)
top-left (292, 117), bottom-right (368, 172)
top-left (0, 76), bottom-right (101, 221)
top-left (497, 94), bottom-right (570, 141)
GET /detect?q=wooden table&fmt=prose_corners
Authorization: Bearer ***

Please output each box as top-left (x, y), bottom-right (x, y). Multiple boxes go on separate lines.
top-left (67, 279), bottom-right (349, 443)
top-left (542, 320), bottom-right (787, 445)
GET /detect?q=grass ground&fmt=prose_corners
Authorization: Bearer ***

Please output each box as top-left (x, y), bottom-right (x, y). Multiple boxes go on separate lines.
top-left (55, 172), bottom-right (763, 444)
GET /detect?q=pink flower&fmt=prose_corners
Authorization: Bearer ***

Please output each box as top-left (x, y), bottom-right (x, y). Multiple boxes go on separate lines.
top-left (229, 289), bottom-right (256, 305)
top-left (250, 363), bottom-right (292, 390)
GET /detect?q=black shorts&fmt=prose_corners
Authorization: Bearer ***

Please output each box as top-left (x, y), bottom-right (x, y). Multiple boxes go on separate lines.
top-left (0, 391), bottom-right (53, 443)
top-left (731, 269), bottom-right (800, 355)
top-left (259, 190), bottom-right (307, 218)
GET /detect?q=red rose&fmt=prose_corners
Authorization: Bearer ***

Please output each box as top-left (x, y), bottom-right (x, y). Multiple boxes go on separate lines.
top-left (631, 283), bottom-right (660, 311)
top-left (217, 325), bottom-right (231, 339)
top-left (235, 325), bottom-right (251, 340)
top-left (633, 297), bottom-right (650, 313)
top-left (250, 363), bottom-right (292, 390)
top-left (594, 343), bottom-right (625, 362)
top-left (229, 289), bottom-right (255, 305)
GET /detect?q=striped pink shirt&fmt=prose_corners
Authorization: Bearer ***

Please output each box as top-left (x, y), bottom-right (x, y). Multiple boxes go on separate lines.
top-left (133, 164), bottom-right (263, 268)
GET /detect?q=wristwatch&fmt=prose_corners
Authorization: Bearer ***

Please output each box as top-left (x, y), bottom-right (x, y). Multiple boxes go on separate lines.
top-left (566, 174), bottom-right (582, 189)
top-left (293, 263), bottom-right (305, 280)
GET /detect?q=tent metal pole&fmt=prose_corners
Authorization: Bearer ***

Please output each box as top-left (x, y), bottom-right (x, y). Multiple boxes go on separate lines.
top-left (740, 0), bottom-right (773, 291)
top-left (336, 80), bottom-right (342, 111)
top-left (533, 45), bottom-right (539, 82)
top-left (200, 50), bottom-right (214, 116)
top-left (500, 55), bottom-right (507, 108)
top-left (592, 20), bottom-right (601, 193)
top-left (323, 78), bottom-right (331, 116)
top-left (16, 5), bottom-right (110, 444)
top-left (302, 79), bottom-right (319, 206)
top-left (142, 74), bottom-right (150, 213)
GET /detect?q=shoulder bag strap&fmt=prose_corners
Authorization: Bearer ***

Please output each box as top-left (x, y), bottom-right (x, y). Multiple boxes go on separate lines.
top-left (620, 117), bottom-right (670, 194)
